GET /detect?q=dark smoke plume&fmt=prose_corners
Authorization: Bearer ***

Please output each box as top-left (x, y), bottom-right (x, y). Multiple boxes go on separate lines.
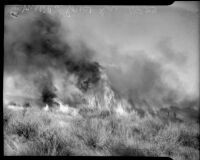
top-left (4, 12), bottom-right (101, 103)
top-left (32, 71), bottom-right (57, 106)
top-left (4, 10), bottom-right (197, 120)
top-left (65, 60), bottom-right (101, 91)
top-left (41, 86), bottom-right (57, 107)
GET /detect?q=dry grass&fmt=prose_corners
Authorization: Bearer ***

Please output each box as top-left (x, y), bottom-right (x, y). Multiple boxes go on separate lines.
top-left (3, 103), bottom-right (199, 159)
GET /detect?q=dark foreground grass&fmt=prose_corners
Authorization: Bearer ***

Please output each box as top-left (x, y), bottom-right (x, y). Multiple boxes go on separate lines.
top-left (4, 106), bottom-right (199, 159)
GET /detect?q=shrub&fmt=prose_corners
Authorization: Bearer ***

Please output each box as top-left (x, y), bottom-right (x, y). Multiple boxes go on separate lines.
top-left (3, 102), bottom-right (199, 157)
top-left (71, 117), bottom-right (114, 152)
top-left (98, 110), bottom-right (111, 119)
top-left (4, 108), bottom-right (12, 127)
top-left (110, 142), bottom-right (158, 156)
top-left (11, 121), bottom-right (39, 141)
top-left (78, 107), bottom-right (96, 118)
top-left (177, 127), bottom-right (199, 149)
top-left (134, 118), bottom-right (164, 141)
top-left (30, 130), bottom-right (72, 155)
top-left (177, 146), bottom-right (199, 160)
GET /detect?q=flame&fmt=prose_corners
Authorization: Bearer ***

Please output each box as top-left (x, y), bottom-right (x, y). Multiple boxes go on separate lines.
top-left (53, 98), bottom-right (78, 116)
top-left (54, 98), bottom-right (69, 113)
top-left (43, 104), bottom-right (49, 111)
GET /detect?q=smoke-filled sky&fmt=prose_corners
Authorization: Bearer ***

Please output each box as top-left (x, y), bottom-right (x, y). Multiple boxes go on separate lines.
top-left (4, 3), bottom-right (199, 107)
top-left (54, 3), bottom-right (199, 99)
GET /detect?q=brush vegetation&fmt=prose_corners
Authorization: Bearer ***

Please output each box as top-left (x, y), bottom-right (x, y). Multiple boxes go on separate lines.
top-left (4, 101), bottom-right (199, 159)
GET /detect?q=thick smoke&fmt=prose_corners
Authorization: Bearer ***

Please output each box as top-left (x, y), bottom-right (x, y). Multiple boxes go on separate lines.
top-left (4, 9), bottom-right (198, 119)
top-left (32, 71), bottom-right (57, 107)
top-left (157, 37), bottom-right (188, 66)
top-left (4, 12), bottom-right (101, 104)
top-left (103, 49), bottom-right (195, 116)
